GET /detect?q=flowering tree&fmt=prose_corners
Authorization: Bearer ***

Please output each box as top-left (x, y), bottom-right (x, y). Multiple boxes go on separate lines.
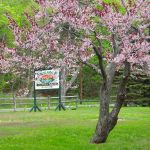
top-left (89, 0), bottom-right (150, 143)
top-left (0, 0), bottom-right (37, 95)
top-left (0, 2), bottom-right (81, 96)
top-left (1, 0), bottom-right (150, 143)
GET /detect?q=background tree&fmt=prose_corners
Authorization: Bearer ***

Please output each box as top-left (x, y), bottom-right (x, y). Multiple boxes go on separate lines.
top-left (0, 0), bottom-right (37, 95)
top-left (0, 0), bottom-right (81, 97)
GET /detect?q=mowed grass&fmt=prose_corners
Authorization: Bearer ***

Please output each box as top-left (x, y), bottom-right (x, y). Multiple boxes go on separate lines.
top-left (0, 107), bottom-right (150, 150)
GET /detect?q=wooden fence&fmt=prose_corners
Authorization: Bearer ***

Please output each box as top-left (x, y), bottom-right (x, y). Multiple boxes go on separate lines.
top-left (0, 95), bottom-right (149, 112)
top-left (0, 95), bottom-right (79, 112)
top-left (0, 95), bottom-right (124, 112)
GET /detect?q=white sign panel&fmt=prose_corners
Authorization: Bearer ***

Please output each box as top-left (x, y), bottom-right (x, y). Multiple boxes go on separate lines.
top-left (35, 69), bottom-right (59, 90)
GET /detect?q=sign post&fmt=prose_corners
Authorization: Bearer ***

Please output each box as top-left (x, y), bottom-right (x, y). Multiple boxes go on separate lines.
top-left (30, 69), bottom-right (65, 112)
top-left (30, 80), bottom-right (41, 112)
top-left (55, 71), bottom-right (66, 111)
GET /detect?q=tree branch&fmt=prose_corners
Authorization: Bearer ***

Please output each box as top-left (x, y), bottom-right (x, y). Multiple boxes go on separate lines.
top-left (82, 61), bottom-right (101, 75)
top-left (93, 46), bottom-right (107, 81)
top-left (93, 31), bottom-right (107, 80)
top-left (65, 67), bottom-right (80, 92)
top-left (109, 61), bottom-right (130, 119)
top-left (112, 33), bottom-right (118, 56)
top-left (120, 0), bottom-right (129, 15)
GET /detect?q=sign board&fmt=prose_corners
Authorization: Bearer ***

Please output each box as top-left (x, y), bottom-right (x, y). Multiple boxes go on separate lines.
top-left (35, 69), bottom-right (59, 90)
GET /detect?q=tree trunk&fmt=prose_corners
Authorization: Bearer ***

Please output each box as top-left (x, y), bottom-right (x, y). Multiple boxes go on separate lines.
top-left (91, 62), bottom-right (130, 144)
top-left (61, 66), bottom-right (80, 103)
top-left (91, 63), bottom-right (116, 143)
top-left (61, 66), bottom-right (67, 105)
top-left (109, 62), bottom-right (130, 132)
top-left (91, 81), bottom-right (110, 143)
top-left (79, 63), bottom-right (83, 104)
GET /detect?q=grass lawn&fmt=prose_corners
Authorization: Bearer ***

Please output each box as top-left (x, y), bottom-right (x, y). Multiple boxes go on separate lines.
top-left (0, 107), bottom-right (150, 150)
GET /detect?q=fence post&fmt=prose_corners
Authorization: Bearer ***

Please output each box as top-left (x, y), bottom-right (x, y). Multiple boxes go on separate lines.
top-left (48, 96), bottom-right (51, 110)
top-left (75, 95), bottom-right (78, 109)
top-left (13, 94), bottom-right (16, 112)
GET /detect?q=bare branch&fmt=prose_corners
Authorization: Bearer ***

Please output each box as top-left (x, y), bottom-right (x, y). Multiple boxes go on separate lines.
top-left (83, 61), bottom-right (101, 75)
top-left (120, 0), bottom-right (129, 15)
top-left (112, 33), bottom-right (118, 56)
top-left (65, 67), bottom-right (80, 92)
top-left (139, 23), bottom-right (150, 30)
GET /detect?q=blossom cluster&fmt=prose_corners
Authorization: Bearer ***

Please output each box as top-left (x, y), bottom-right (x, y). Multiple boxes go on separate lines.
top-left (1, 0), bottom-right (150, 76)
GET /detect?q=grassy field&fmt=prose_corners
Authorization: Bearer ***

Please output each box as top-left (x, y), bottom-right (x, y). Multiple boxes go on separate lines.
top-left (0, 107), bottom-right (150, 150)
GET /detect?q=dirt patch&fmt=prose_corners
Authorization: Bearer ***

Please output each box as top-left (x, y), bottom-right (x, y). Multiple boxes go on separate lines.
top-left (0, 131), bottom-right (21, 138)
